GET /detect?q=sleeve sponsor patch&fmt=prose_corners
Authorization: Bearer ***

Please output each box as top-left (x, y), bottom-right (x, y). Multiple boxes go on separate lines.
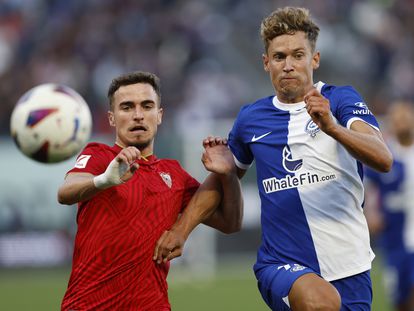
top-left (75, 155), bottom-right (92, 168)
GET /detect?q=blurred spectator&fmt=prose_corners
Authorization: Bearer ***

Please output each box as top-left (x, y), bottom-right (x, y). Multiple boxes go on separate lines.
top-left (1, 0), bottom-right (414, 136)
top-left (364, 101), bottom-right (414, 311)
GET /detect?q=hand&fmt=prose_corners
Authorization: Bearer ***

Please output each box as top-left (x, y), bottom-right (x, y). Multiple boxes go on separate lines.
top-left (201, 136), bottom-right (236, 175)
top-left (93, 146), bottom-right (141, 189)
top-left (304, 88), bottom-right (336, 134)
top-left (153, 228), bottom-right (186, 264)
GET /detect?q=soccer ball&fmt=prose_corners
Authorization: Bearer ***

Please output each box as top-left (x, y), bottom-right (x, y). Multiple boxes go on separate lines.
top-left (10, 84), bottom-right (92, 163)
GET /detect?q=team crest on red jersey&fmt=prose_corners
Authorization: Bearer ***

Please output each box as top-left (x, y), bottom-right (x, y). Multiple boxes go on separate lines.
top-left (159, 172), bottom-right (172, 188)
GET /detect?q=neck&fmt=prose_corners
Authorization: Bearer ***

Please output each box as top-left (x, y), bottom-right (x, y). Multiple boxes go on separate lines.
top-left (277, 84), bottom-right (314, 104)
top-left (115, 141), bottom-right (154, 159)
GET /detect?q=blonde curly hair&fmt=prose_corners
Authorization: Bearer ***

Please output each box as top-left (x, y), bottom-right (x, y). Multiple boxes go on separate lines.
top-left (260, 7), bottom-right (320, 53)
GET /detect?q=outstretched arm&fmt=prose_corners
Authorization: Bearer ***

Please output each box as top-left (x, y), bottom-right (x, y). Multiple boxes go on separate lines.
top-left (153, 137), bottom-right (243, 263)
top-left (57, 147), bottom-right (140, 205)
top-left (304, 88), bottom-right (393, 172)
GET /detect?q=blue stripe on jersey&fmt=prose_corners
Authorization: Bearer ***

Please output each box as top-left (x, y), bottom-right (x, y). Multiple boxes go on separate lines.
top-left (229, 96), bottom-right (320, 271)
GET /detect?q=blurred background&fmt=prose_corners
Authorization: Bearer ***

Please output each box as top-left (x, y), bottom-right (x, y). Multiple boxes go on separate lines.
top-left (1, 0), bottom-right (413, 309)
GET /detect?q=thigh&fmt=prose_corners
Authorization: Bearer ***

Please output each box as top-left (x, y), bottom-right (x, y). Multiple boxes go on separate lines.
top-left (255, 262), bottom-right (317, 310)
top-left (331, 270), bottom-right (372, 311)
top-left (289, 273), bottom-right (341, 311)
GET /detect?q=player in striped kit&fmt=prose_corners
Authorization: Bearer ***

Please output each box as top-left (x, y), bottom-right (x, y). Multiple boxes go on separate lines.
top-left (365, 102), bottom-right (414, 311)
top-left (57, 71), bottom-right (242, 310)
top-left (154, 7), bottom-right (393, 311)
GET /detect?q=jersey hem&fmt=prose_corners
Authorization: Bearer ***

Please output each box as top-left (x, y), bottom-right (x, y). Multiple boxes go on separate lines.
top-left (323, 262), bottom-right (372, 282)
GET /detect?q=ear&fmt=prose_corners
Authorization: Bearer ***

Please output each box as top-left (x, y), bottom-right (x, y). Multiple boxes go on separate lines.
top-left (312, 51), bottom-right (320, 70)
top-left (108, 110), bottom-right (116, 127)
top-left (157, 108), bottom-right (163, 125)
top-left (263, 53), bottom-right (270, 72)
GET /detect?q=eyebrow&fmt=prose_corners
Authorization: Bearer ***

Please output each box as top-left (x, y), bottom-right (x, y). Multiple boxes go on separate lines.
top-left (119, 99), bottom-right (157, 107)
top-left (273, 47), bottom-right (306, 54)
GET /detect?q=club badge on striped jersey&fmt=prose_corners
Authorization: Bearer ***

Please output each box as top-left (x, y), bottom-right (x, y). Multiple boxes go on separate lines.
top-left (305, 119), bottom-right (320, 137)
top-left (159, 172), bottom-right (172, 188)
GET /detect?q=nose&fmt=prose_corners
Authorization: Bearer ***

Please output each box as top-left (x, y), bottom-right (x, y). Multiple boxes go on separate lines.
top-left (133, 106), bottom-right (144, 120)
top-left (283, 56), bottom-right (294, 72)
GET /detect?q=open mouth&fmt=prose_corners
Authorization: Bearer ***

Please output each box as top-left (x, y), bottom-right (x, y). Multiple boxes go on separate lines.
top-left (129, 125), bottom-right (147, 133)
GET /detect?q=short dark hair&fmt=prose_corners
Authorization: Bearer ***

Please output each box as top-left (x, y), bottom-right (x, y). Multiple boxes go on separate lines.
top-left (260, 7), bottom-right (320, 52)
top-left (107, 71), bottom-right (161, 109)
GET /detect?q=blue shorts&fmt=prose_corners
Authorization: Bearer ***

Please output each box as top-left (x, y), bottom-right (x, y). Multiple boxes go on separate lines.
top-left (383, 250), bottom-right (414, 305)
top-left (254, 262), bottom-right (372, 311)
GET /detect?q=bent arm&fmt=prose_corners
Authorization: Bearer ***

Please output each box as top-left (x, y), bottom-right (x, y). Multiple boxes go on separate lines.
top-left (153, 169), bottom-right (243, 263)
top-left (57, 173), bottom-right (100, 205)
top-left (188, 170), bottom-right (243, 235)
top-left (327, 120), bottom-right (392, 172)
top-left (58, 146), bottom-right (140, 205)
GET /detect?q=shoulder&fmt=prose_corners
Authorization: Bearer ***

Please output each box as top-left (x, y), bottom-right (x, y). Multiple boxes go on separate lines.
top-left (321, 83), bottom-right (364, 112)
top-left (321, 83), bottom-right (361, 100)
top-left (236, 96), bottom-right (274, 122)
top-left (76, 142), bottom-right (114, 162)
top-left (81, 142), bottom-right (111, 153)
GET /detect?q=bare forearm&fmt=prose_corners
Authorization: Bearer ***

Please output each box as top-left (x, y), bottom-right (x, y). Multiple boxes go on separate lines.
top-left (203, 173), bottom-right (243, 233)
top-left (57, 174), bottom-right (101, 205)
top-left (326, 122), bottom-right (392, 172)
top-left (170, 172), bottom-right (242, 238)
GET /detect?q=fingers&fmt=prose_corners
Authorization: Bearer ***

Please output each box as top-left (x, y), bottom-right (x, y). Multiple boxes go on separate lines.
top-left (153, 231), bottom-right (185, 264)
top-left (203, 136), bottom-right (228, 148)
top-left (165, 248), bottom-right (182, 262)
top-left (129, 162), bottom-right (140, 174)
top-left (117, 146), bottom-right (141, 164)
top-left (153, 230), bottom-right (168, 261)
top-left (303, 87), bottom-right (322, 103)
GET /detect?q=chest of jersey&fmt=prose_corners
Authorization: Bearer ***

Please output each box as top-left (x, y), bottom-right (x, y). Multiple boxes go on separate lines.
top-left (247, 108), bottom-right (340, 185)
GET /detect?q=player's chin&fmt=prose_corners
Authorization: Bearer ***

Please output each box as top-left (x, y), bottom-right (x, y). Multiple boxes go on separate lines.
top-left (130, 138), bottom-right (152, 150)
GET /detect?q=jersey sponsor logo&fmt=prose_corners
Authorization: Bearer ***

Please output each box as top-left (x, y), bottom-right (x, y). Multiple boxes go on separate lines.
top-left (159, 172), bottom-right (172, 188)
top-left (277, 264), bottom-right (291, 270)
top-left (282, 146), bottom-right (303, 173)
top-left (354, 102), bottom-right (368, 109)
top-left (304, 119), bottom-right (320, 137)
top-left (353, 102), bottom-right (372, 115)
top-left (290, 264), bottom-right (306, 272)
top-left (353, 109), bottom-right (372, 115)
top-left (262, 145), bottom-right (336, 194)
top-left (276, 263), bottom-right (306, 272)
top-left (251, 131), bottom-right (272, 142)
top-left (74, 155), bottom-right (91, 168)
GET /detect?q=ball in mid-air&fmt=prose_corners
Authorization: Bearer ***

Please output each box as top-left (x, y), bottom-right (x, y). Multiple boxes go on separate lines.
top-left (10, 84), bottom-right (92, 163)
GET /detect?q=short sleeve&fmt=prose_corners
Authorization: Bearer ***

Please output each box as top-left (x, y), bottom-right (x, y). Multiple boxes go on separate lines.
top-left (228, 106), bottom-right (254, 170)
top-left (333, 86), bottom-right (379, 131)
top-left (67, 143), bottom-right (110, 176)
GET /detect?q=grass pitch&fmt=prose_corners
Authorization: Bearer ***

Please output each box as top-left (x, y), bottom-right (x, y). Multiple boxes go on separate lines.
top-left (0, 257), bottom-right (391, 310)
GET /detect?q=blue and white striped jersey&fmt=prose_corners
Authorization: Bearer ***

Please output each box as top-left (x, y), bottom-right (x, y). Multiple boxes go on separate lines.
top-left (229, 82), bottom-right (378, 281)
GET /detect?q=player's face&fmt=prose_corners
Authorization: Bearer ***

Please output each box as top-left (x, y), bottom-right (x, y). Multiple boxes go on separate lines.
top-left (263, 31), bottom-right (320, 103)
top-left (108, 83), bottom-right (163, 155)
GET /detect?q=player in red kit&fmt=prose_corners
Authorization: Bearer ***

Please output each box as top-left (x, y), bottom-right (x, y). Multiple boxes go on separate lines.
top-left (57, 71), bottom-right (242, 310)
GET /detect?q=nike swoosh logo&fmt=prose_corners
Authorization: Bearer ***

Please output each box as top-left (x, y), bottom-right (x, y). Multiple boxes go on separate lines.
top-left (251, 131), bottom-right (272, 142)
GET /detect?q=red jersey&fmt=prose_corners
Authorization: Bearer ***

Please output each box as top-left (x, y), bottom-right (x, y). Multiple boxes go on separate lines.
top-left (61, 143), bottom-right (200, 311)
